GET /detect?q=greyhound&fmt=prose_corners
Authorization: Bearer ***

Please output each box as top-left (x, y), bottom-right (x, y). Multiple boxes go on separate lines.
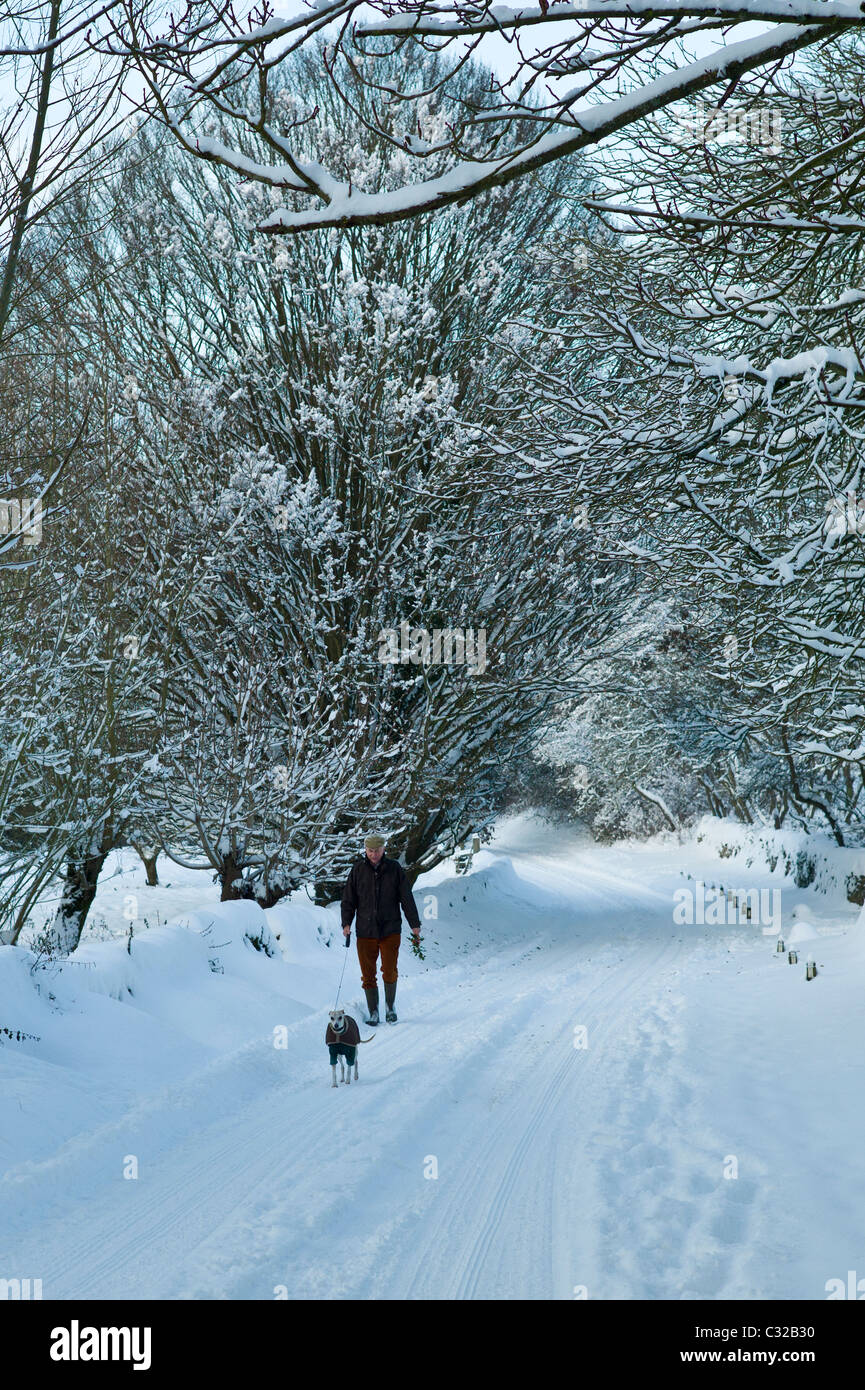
top-left (326, 1008), bottom-right (375, 1087)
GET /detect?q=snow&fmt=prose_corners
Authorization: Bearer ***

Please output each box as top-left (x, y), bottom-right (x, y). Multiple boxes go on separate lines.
top-left (261, 24), bottom-right (834, 233)
top-left (1, 815), bottom-right (863, 1299)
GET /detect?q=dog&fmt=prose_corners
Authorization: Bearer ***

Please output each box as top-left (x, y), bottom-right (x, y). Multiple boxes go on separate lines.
top-left (326, 1008), bottom-right (374, 1087)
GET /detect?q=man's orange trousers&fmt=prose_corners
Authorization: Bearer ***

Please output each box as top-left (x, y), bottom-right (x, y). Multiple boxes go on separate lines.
top-left (356, 933), bottom-right (400, 988)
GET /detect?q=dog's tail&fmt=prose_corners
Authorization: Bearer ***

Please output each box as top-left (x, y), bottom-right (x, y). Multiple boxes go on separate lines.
top-left (357, 1035), bottom-right (376, 1044)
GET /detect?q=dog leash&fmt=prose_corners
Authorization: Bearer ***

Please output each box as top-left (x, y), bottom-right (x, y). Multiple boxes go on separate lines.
top-left (333, 929), bottom-right (350, 1009)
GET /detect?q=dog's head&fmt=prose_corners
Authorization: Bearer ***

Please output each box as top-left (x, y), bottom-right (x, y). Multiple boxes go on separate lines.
top-left (329, 1008), bottom-right (347, 1032)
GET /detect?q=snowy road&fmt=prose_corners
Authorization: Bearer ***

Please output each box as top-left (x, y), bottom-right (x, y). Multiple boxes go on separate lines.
top-left (2, 818), bottom-right (864, 1299)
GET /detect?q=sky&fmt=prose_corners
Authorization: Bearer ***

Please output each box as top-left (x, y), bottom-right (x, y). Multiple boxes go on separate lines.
top-left (0, 1), bottom-right (808, 244)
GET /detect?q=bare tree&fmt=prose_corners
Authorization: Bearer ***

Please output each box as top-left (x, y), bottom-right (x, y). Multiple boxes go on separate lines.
top-left (121, 0), bottom-right (865, 235)
top-left (0, 0), bottom-right (166, 343)
top-left (489, 39), bottom-right (865, 842)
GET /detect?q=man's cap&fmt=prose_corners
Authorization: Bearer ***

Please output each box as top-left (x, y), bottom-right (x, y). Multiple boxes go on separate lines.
top-left (364, 834), bottom-right (386, 849)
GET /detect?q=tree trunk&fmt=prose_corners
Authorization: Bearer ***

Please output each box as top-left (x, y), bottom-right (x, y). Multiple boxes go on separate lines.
top-left (219, 852), bottom-right (254, 901)
top-left (50, 850), bottom-right (109, 955)
top-left (634, 784), bottom-right (679, 831)
top-left (312, 878), bottom-right (345, 907)
top-left (252, 879), bottom-right (296, 910)
top-left (0, 0), bottom-right (61, 343)
top-left (133, 844), bottom-right (160, 886)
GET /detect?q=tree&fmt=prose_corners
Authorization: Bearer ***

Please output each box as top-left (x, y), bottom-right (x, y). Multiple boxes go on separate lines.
top-left (125, 0), bottom-right (865, 234)
top-left (0, 0), bottom-right (165, 345)
top-left (491, 38), bottom-right (865, 842)
top-left (2, 44), bottom-right (612, 944)
top-left (112, 47), bottom-right (609, 894)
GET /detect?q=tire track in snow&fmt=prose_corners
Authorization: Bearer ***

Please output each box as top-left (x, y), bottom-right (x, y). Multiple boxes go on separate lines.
top-left (350, 920), bottom-right (686, 1299)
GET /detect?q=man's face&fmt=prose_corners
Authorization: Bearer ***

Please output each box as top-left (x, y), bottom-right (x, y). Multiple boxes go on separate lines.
top-left (365, 846), bottom-right (384, 865)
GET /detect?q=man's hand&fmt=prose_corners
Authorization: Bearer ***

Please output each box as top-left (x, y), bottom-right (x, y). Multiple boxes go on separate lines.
top-left (411, 926), bottom-right (421, 938)
top-left (343, 925), bottom-right (351, 939)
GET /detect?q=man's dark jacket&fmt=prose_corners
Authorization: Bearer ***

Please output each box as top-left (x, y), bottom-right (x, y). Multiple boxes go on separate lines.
top-left (341, 855), bottom-right (421, 939)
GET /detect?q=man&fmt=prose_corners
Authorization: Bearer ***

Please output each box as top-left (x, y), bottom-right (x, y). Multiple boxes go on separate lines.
top-left (341, 834), bottom-right (421, 1024)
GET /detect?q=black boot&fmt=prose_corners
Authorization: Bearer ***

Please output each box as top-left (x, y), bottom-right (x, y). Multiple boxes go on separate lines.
top-left (364, 987), bottom-right (379, 1026)
top-left (385, 980), bottom-right (397, 1024)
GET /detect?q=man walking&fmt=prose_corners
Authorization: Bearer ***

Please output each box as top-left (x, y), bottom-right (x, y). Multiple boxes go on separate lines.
top-left (341, 834), bottom-right (421, 1024)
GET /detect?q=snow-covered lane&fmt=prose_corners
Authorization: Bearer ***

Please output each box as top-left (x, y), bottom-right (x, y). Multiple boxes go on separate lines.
top-left (2, 819), bottom-right (863, 1299)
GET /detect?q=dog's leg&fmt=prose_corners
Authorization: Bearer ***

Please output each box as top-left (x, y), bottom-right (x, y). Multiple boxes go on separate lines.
top-left (331, 1064), bottom-right (338, 1088)
top-left (339, 1057), bottom-right (346, 1083)
top-left (354, 1058), bottom-right (359, 1080)
top-left (345, 1061), bottom-right (351, 1085)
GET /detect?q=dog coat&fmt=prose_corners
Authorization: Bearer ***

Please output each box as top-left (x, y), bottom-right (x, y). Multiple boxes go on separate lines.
top-left (325, 1015), bottom-right (361, 1048)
